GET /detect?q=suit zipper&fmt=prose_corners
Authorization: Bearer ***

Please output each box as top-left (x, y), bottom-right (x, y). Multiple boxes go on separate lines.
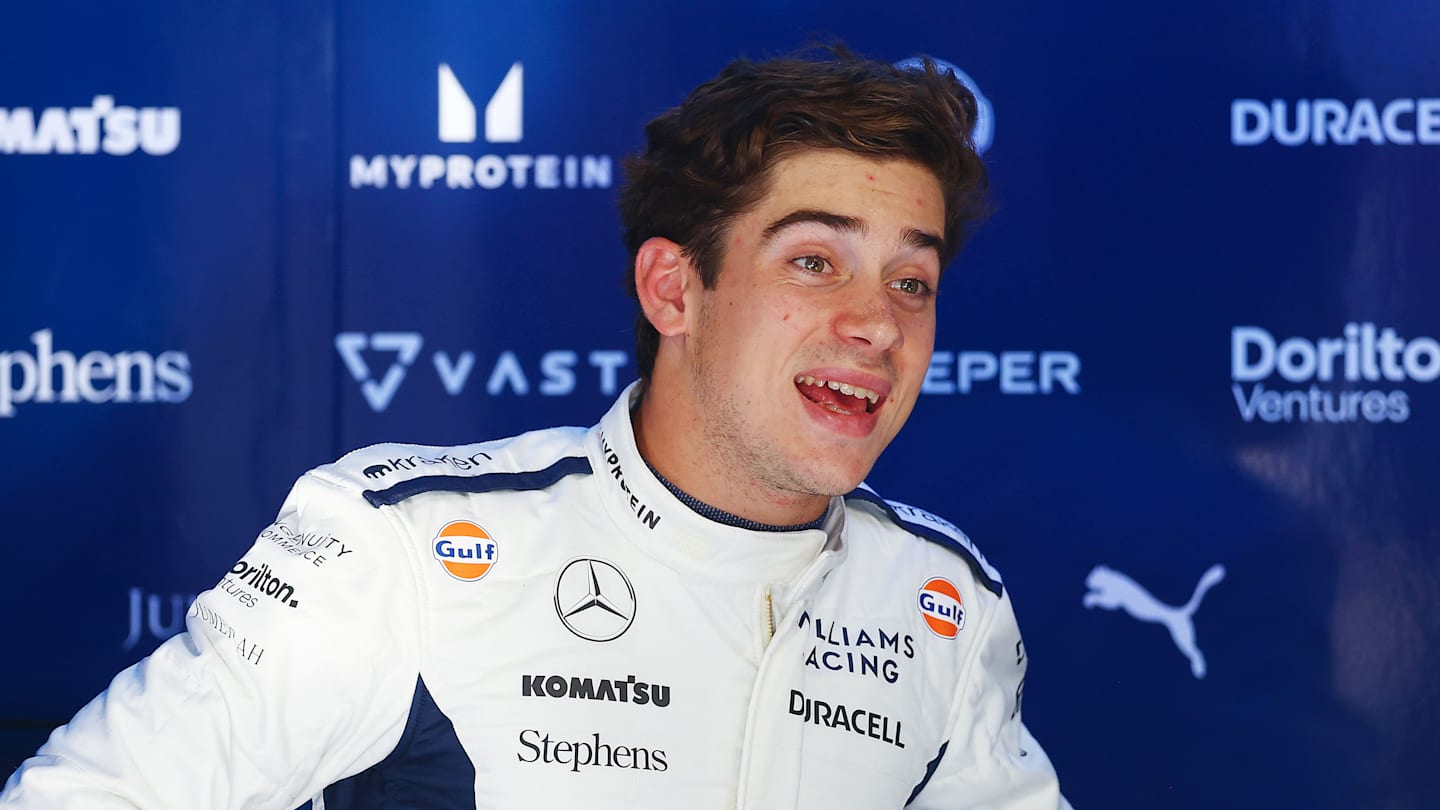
top-left (764, 588), bottom-right (775, 641)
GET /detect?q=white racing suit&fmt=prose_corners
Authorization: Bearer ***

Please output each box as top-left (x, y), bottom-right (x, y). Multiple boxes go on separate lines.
top-left (2, 386), bottom-right (1070, 809)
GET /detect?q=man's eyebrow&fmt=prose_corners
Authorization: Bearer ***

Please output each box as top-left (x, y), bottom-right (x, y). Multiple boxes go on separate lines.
top-left (760, 209), bottom-right (864, 243)
top-left (902, 227), bottom-right (945, 256)
top-left (760, 209), bottom-right (945, 256)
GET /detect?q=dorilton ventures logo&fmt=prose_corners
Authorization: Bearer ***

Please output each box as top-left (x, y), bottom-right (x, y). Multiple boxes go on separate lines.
top-left (0, 330), bottom-right (192, 418)
top-left (350, 61), bottom-right (612, 191)
top-left (1232, 324), bottom-right (1437, 423)
top-left (1231, 98), bottom-right (1440, 146)
top-left (0, 96), bottom-right (181, 155)
top-left (334, 332), bottom-right (631, 412)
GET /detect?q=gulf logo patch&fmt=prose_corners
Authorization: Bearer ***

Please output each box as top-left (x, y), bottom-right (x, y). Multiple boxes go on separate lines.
top-left (432, 520), bottom-right (498, 582)
top-left (918, 577), bottom-right (964, 638)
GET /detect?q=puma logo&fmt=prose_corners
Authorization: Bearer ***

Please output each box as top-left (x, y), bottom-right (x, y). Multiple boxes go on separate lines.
top-left (1083, 564), bottom-right (1226, 678)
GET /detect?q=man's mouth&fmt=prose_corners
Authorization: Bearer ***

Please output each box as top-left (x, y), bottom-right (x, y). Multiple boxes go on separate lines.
top-left (794, 375), bottom-right (884, 415)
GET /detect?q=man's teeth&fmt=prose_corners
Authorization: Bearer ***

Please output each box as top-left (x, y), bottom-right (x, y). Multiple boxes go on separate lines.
top-left (794, 375), bottom-right (881, 405)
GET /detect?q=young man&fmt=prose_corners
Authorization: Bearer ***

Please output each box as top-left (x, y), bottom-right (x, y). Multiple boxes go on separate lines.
top-left (2, 50), bottom-right (1070, 808)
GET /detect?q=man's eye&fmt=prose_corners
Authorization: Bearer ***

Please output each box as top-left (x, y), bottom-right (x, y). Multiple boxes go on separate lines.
top-left (891, 278), bottom-right (933, 296)
top-left (793, 255), bottom-right (830, 274)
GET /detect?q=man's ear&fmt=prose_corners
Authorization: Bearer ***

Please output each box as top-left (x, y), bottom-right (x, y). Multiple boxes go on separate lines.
top-left (634, 237), bottom-right (694, 337)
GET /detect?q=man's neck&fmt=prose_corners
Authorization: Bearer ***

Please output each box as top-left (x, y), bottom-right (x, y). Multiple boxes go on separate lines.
top-left (631, 390), bottom-right (830, 527)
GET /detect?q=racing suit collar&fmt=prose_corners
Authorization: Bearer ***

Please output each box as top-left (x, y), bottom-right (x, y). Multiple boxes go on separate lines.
top-left (586, 383), bottom-right (846, 586)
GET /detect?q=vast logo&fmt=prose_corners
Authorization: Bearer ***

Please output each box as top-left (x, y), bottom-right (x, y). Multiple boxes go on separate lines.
top-left (0, 95), bottom-right (180, 155)
top-left (1231, 98), bottom-right (1440, 146)
top-left (917, 577), bottom-right (964, 639)
top-left (334, 331), bottom-right (630, 412)
top-left (334, 332), bottom-right (424, 412)
top-left (350, 60), bottom-right (612, 190)
top-left (1231, 323), bottom-right (1434, 423)
top-left (432, 520), bottom-right (499, 582)
top-left (1083, 564), bottom-right (1225, 679)
top-left (1, 329), bottom-right (192, 418)
top-left (895, 57), bottom-right (993, 154)
top-left (554, 558), bottom-right (636, 642)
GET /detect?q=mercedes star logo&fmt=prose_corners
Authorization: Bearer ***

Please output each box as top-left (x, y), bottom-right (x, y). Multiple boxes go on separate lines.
top-left (554, 558), bottom-right (636, 642)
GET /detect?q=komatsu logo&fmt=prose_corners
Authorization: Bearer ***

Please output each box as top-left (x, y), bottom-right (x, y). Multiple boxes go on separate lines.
top-left (0, 95), bottom-right (180, 155)
top-left (1231, 324), bottom-right (1436, 423)
top-left (1231, 98), bottom-right (1440, 146)
top-left (349, 61), bottom-right (612, 191)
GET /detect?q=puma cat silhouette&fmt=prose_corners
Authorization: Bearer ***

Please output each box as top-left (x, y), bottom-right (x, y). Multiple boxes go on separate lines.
top-left (1083, 564), bottom-right (1226, 678)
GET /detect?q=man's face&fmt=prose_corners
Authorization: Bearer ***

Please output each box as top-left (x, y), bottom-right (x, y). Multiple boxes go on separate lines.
top-left (684, 149), bottom-right (945, 500)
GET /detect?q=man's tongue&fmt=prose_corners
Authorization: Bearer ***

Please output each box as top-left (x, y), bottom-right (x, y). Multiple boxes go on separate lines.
top-left (798, 380), bottom-right (863, 414)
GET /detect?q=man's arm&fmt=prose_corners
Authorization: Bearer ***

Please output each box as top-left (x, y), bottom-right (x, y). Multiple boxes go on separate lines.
top-left (908, 587), bottom-right (1072, 809)
top-left (0, 472), bottom-right (421, 809)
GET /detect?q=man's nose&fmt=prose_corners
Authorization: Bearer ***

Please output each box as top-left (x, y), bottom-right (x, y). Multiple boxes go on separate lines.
top-left (833, 286), bottom-right (902, 352)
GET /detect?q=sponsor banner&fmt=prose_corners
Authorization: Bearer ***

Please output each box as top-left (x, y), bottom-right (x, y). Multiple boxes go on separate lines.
top-left (349, 63), bottom-right (614, 191)
top-left (0, 96), bottom-right (180, 155)
top-left (1231, 324), bottom-right (1435, 423)
top-left (335, 332), bottom-right (630, 412)
top-left (0, 330), bottom-right (192, 418)
top-left (1231, 98), bottom-right (1440, 146)
top-left (920, 351), bottom-right (1080, 396)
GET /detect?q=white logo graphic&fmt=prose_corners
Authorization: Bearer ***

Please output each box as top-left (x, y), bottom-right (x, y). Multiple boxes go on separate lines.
top-left (349, 60), bottom-right (610, 191)
top-left (1231, 323), bottom-right (1431, 423)
top-left (554, 558), bottom-right (636, 642)
top-left (0, 96), bottom-right (181, 155)
top-left (1083, 564), bottom-right (1226, 679)
top-left (0, 329), bottom-right (192, 418)
top-left (335, 332), bottom-right (630, 412)
top-left (1231, 98), bottom-right (1440, 146)
top-left (895, 57), bottom-right (993, 154)
top-left (920, 350), bottom-right (1080, 396)
top-left (439, 62), bottom-right (522, 143)
top-left (334, 332), bottom-right (424, 412)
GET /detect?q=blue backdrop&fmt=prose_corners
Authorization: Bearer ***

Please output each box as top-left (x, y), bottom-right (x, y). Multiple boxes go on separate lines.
top-left (2, 1), bottom-right (1437, 807)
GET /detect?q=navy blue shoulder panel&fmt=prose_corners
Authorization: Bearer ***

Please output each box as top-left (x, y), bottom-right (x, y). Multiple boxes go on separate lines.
top-left (363, 455), bottom-right (592, 507)
top-left (844, 488), bottom-right (1003, 598)
top-left (319, 675), bottom-right (475, 809)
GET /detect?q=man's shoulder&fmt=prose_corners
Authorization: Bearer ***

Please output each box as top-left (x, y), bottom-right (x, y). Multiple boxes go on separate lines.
top-left (308, 424), bottom-right (593, 508)
top-left (843, 485), bottom-right (1004, 598)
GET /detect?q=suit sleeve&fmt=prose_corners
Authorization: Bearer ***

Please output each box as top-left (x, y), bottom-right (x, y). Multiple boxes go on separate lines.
top-left (0, 472), bottom-right (423, 809)
top-left (909, 587), bottom-right (1073, 810)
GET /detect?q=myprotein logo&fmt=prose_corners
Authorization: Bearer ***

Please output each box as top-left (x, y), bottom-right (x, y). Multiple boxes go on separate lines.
top-left (335, 331), bottom-right (630, 412)
top-left (895, 57), bottom-right (993, 154)
top-left (1, 329), bottom-right (192, 418)
top-left (350, 61), bottom-right (613, 190)
top-left (920, 351), bottom-right (1080, 396)
top-left (1231, 323), bottom-right (1435, 423)
top-left (440, 62), bottom-right (521, 143)
top-left (1, 95), bottom-right (180, 155)
top-left (1231, 98), bottom-right (1440, 146)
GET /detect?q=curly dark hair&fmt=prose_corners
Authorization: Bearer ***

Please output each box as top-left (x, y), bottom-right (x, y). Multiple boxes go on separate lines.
top-left (618, 46), bottom-right (990, 384)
